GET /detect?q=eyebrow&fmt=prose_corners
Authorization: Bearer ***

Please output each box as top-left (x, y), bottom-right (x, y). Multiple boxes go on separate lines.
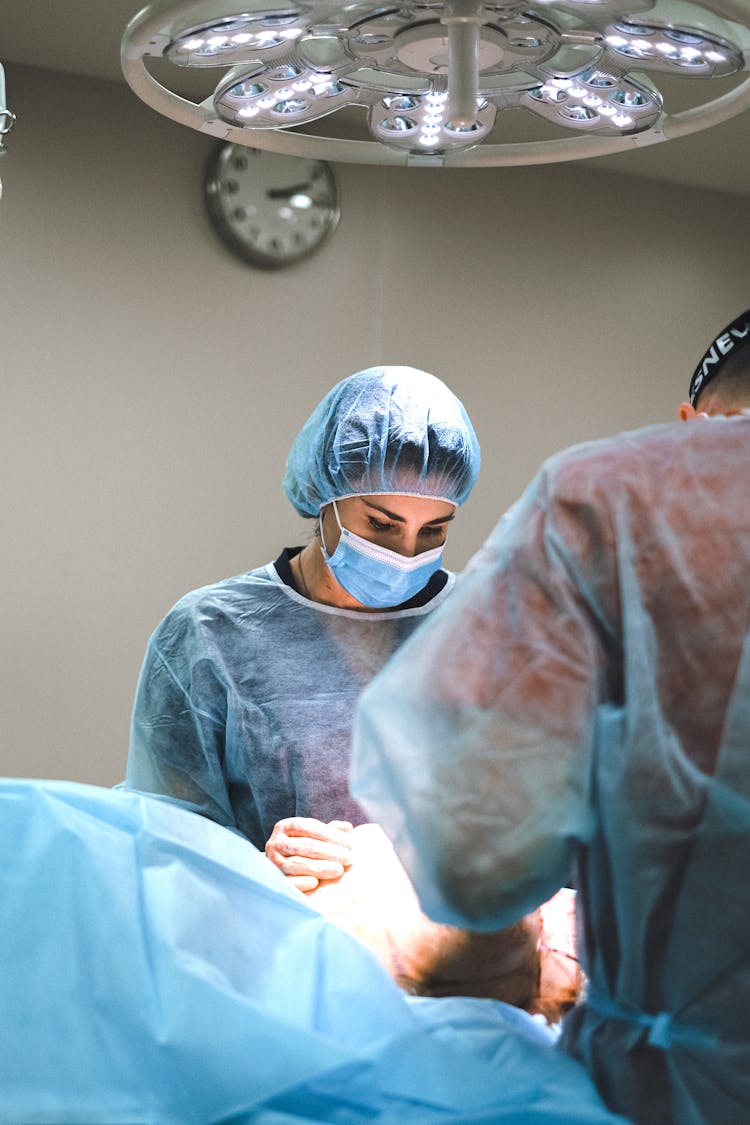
top-left (363, 499), bottom-right (456, 525)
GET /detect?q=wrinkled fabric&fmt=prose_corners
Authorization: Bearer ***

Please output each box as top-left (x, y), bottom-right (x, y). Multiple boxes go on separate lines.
top-left (352, 415), bottom-right (750, 1125)
top-left (0, 778), bottom-right (629, 1125)
top-left (283, 367), bottom-right (480, 516)
top-left (126, 561), bottom-right (456, 848)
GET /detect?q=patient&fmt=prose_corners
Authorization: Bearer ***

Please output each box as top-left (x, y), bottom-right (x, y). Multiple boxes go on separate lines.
top-left (310, 823), bottom-right (582, 1025)
top-left (1, 778), bottom-right (625, 1125)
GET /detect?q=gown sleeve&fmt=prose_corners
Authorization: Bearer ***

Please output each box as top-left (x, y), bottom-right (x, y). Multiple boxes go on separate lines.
top-left (352, 462), bottom-right (612, 932)
top-left (126, 607), bottom-right (238, 830)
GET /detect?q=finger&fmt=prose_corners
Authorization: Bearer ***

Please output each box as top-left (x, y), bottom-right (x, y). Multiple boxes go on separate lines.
top-left (327, 821), bottom-right (354, 859)
top-left (290, 874), bottom-right (319, 893)
top-left (278, 855), bottom-right (345, 880)
top-left (279, 817), bottom-right (354, 849)
top-left (273, 836), bottom-right (353, 863)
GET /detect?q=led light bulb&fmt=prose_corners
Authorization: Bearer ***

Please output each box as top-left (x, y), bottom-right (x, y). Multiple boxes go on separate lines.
top-left (381, 115), bottom-right (417, 131)
top-left (562, 105), bottom-right (596, 120)
top-left (230, 81), bottom-right (264, 98)
top-left (383, 95), bottom-right (420, 111)
top-left (612, 112), bottom-right (632, 126)
top-left (667, 29), bottom-right (704, 44)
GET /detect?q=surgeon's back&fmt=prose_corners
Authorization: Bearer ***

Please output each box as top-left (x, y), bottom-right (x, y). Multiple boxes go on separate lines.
top-left (553, 416), bottom-right (750, 1124)
top-left (353, 414), bottom-right (750, 1125)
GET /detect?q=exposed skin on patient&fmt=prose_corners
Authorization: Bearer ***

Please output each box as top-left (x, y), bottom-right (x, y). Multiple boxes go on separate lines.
top-left (310, 823), bottom-right (582, 1024)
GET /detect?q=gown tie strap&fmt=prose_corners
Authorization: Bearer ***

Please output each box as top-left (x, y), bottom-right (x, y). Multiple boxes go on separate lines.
top-left (585, 984), bottom-right (719, 1051)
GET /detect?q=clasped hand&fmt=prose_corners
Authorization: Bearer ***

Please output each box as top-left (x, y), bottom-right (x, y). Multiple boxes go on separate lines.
top-left (265, 816), bottom-right (354, 892)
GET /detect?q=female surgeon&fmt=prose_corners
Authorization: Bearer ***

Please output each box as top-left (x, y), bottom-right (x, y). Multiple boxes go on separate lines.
top-left (124, 365), bottom-right (480, 893)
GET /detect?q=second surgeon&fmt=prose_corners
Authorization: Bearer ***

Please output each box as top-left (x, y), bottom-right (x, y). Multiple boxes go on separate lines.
top-left (125, 365), bottom-right (480, 892)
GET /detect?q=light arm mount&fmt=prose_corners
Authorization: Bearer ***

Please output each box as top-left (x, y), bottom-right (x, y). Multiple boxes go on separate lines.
top-left (441, 0), bottom-right (483, 128)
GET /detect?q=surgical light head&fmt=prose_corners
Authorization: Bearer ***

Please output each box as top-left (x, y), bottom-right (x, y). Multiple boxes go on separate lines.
top-left (121, 0), bottom-right (750, 167)
top-left (283, 366), bottom-right (480, 516)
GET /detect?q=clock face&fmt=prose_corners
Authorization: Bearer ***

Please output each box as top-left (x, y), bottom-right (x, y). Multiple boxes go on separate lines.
top-left (204, 144), bottom-right (340, 269)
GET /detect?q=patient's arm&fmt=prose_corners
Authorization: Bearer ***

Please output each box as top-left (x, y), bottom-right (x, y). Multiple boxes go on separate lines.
top-left (309, 823), bottom-right (582, 1023)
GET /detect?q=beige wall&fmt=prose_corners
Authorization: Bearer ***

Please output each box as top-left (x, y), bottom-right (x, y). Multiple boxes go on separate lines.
top-left (2, 62), bottom-right (749, 786)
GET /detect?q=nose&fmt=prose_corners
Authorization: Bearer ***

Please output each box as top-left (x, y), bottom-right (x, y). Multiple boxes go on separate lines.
top-left (397, 527), bottom-right (422, 558)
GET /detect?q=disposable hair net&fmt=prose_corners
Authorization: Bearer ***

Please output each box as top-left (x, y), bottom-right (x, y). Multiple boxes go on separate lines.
top-left (283, 366), bottom-right (480, 516)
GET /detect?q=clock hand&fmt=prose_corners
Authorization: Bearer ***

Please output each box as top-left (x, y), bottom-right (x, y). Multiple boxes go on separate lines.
top-left (267, 182), bottom-right (312, 199)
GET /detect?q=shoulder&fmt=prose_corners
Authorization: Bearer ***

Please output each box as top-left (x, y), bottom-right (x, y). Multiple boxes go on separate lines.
top-left (543, 421), bottom-right (670, 489)
top-left (531, 421), bottom-right (699, 525)
top-left (475, 423), bottom-right (686, 573)
top-left (151, 564), bottom-right (284, 644)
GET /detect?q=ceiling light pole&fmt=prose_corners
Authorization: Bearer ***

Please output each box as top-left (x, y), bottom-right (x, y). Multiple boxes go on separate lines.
top-left (442, 0), bottom-right (482, 129)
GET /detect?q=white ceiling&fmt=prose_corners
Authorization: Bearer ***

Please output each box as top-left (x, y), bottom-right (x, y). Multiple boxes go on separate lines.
top-left (3, 0), bottom-right (750, 197)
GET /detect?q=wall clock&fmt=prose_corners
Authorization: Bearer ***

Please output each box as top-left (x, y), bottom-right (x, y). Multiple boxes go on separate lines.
top-left (204, 143), bottom-right (340, 269)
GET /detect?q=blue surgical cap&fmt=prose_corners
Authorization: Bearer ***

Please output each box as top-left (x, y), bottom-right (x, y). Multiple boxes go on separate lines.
top-left (283, 366), bottom-right (481, 516)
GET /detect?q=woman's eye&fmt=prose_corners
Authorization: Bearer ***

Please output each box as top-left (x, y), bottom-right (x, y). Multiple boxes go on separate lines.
top-left (368, 517), bottom-right (395, 532)
top-left (419, 525), bottom-right (444, 539)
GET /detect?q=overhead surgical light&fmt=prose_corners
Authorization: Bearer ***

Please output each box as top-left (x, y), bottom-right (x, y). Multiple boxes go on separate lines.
top-left (121, 0), bottom-right (750, 166)
top-left (0, 63), bottom-right (17, 200)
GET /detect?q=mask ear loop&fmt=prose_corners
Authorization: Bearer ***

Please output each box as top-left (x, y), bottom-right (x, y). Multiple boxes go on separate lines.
top-left (319, 498), bottom-right (344, 558)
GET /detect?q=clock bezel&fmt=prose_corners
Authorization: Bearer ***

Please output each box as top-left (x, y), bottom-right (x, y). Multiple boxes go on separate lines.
top-left (203, 143), bottom-right (341, 270)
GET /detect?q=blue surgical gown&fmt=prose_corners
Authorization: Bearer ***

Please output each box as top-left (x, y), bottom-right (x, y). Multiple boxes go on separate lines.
top-left (352, 415), bottom-right (750, 1125)
top-left (126, 556), bottom-right (456, 847)
top-left (0, 778), bottom-right (629, 1125)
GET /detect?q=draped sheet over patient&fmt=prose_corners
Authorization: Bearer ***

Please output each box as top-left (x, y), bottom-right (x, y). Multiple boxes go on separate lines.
top-left (0, 779), bottom-right (625, 1125)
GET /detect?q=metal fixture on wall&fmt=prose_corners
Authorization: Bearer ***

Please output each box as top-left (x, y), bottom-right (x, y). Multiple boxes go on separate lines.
top-left (122, 0), bottom-right (750, 166)
top-left (0, 63), bottom-right (17, 200)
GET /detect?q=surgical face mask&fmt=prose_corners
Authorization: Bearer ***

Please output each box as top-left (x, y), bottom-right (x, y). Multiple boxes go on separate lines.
top-left (320, 500), bottom-right (445, 609)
